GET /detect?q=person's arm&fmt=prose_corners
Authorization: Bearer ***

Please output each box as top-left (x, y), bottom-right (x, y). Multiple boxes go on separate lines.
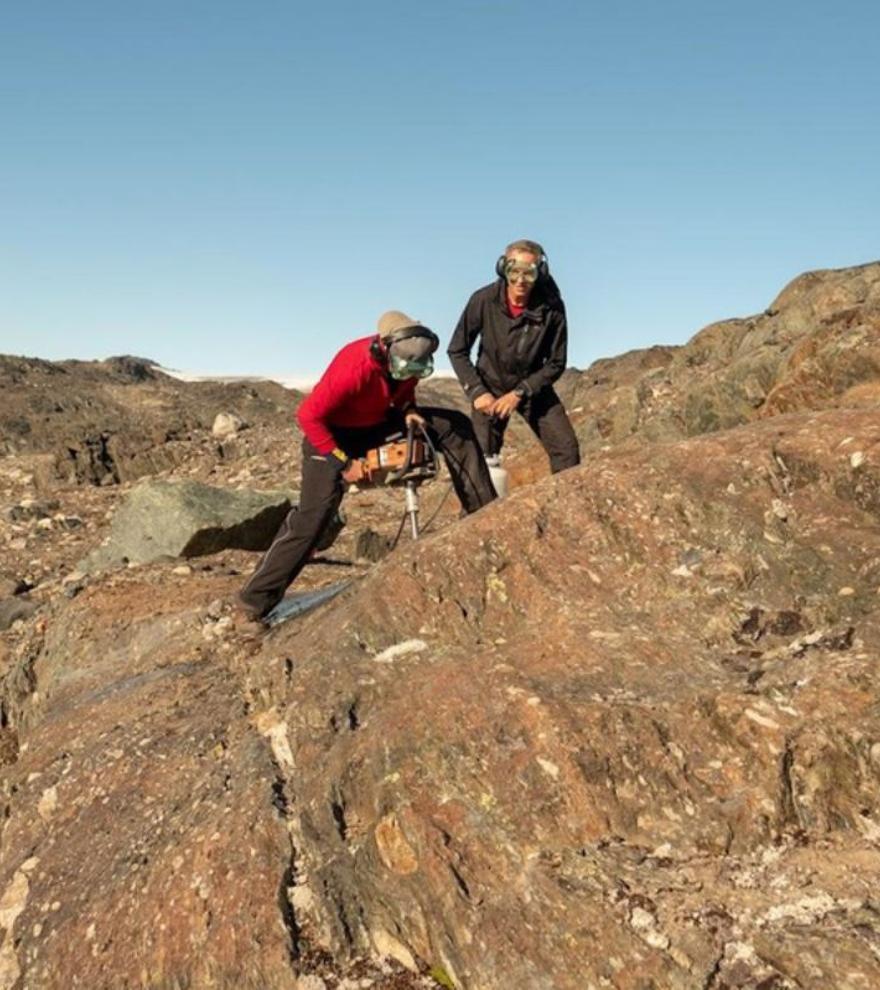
top-left (447, 295), bottom-right (491, 402)
top-left (296, 362), bottom-right (359, 460)
top-left (518, 305), bottom-right (568, 397)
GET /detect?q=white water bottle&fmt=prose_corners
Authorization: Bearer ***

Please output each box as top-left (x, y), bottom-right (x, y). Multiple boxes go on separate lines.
top-left (486, 455), bottom-right (509, 498)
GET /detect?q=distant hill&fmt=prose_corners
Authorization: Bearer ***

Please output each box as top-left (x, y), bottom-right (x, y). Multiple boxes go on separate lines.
top-left (0, 354), bottom-right (300, 485)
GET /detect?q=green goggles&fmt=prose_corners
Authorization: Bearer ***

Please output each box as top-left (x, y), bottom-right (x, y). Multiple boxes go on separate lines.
top-left (389, 353), bottom-right (435, 380)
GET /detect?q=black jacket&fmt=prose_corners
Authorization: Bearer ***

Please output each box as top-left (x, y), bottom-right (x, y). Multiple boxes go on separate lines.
top-left (447, 277), bottom-right (568, 401)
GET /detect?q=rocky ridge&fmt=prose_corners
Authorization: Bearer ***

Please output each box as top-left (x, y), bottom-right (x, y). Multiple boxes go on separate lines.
top-left (0, 354), bottom-right (299, 486)
top-left (524, 261), bottom-right (880, 482)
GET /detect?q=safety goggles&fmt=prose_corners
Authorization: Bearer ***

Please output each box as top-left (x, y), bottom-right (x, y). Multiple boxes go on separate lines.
top-left (503, 260), bottom-right (539, 285)
top-left (388, 352), bottom-right (435, 380)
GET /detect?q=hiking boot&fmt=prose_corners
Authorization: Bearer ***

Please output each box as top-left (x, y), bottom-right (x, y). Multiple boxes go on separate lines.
top-left (230, 596), bottom-right (267, 632)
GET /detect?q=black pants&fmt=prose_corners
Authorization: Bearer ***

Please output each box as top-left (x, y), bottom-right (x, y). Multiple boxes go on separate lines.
top-left (472, 387), bottom-right (580, 474)
top-left (239, 407), bottom-right (497, 617)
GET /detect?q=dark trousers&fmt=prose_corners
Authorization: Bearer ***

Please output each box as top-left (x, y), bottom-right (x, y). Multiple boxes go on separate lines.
top-left (472, 387), bottom-right (580, 474)
top-left (239, 407), bottom-right (496, 617)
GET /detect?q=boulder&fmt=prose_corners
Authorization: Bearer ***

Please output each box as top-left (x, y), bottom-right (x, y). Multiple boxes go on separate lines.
top-left (80, 479), bottom-right (293, 572)
top-left (0, 598), bottom-right (38, 631)
top-left (212, 412), bottom-right (247, 438)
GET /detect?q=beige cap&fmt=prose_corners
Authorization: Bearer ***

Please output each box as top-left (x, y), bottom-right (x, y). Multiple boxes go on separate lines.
top-left (377, 310), bottom-right (422, 340)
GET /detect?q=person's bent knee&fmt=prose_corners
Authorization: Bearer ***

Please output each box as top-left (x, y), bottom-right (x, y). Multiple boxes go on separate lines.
top-left (549, 445), bottom-right (581, 473)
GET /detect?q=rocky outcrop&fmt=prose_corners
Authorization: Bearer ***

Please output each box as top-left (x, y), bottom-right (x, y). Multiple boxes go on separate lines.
top-left (80, 479), bottom-right (294, 571)
top-left (246, 406), bottom-right (880, 989)
top-left (0, 355), bottom-right (299, 486)
top-left (514, 262), bottom-right (880, 482)
top-left (0, 584), bottom-right (298, 990)
top-left (1, 405), bottom-right (878, 988)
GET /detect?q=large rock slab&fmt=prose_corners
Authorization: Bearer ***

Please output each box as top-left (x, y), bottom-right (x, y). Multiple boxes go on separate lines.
top-left (0, 581), bottom-right (298, 990)
top-left (249, 406), bottom-right (880, 989)
top-left (81, 479), bottom-right (293, 571)
top-left (0, 407), bottom-right (878, 988)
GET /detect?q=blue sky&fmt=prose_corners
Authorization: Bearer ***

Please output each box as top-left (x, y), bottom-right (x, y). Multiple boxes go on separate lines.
top-left (1, 1), bottom-right (878, 377)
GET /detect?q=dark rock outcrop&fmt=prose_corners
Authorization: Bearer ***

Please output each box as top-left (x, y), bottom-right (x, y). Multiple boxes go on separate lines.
top-left (0, 355), bottom-right (299, 486)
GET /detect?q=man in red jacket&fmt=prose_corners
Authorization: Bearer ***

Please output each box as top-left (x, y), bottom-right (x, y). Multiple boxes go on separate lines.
top-left (237, 310), bottom-right (497, 621)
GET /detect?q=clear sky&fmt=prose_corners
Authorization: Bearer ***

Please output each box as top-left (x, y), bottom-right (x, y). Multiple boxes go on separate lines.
top-left (2, 1), bottom-right (878, 378)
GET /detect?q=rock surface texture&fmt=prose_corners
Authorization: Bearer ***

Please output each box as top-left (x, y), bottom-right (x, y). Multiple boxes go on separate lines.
top-left (0, 262), bottom-right (879, 989)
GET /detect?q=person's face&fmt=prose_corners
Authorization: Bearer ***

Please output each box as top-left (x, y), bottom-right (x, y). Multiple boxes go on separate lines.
top-left (503, 250), bottom-right (540, 304)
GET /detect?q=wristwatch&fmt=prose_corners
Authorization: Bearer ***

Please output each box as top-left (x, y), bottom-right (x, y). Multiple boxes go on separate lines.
top-left (513, 385), bottom-right (527, 399)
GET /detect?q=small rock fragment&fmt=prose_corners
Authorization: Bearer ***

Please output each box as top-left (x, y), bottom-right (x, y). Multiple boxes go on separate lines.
top-left (212, 413), bottom-right (246, 439)
top-left (37, 786), bottom-right (58, 822)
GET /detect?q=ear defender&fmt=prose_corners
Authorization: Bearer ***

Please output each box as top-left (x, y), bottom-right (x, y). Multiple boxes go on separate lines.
top-left (495, 246), bottom-right (550, 281)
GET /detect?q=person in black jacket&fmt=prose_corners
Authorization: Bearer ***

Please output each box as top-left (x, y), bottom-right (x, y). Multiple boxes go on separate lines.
top-left (448, 239), bottom-right (580, 474)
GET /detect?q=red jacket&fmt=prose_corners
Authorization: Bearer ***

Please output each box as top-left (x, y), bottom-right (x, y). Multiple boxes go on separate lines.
top-left (297, 335), bottom-right (417, 454)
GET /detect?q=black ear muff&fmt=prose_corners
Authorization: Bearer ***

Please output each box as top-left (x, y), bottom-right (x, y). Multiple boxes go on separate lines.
top-left (537, 250), bottom-right (550, 281)
top-left (496, 246), bottom-right (550, 282)
top-left (370, 336), bottom-right (386, 359)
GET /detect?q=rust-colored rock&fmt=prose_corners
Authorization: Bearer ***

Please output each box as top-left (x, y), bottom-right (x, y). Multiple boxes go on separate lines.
top-left (244, 406), bottom-right (880, 988)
